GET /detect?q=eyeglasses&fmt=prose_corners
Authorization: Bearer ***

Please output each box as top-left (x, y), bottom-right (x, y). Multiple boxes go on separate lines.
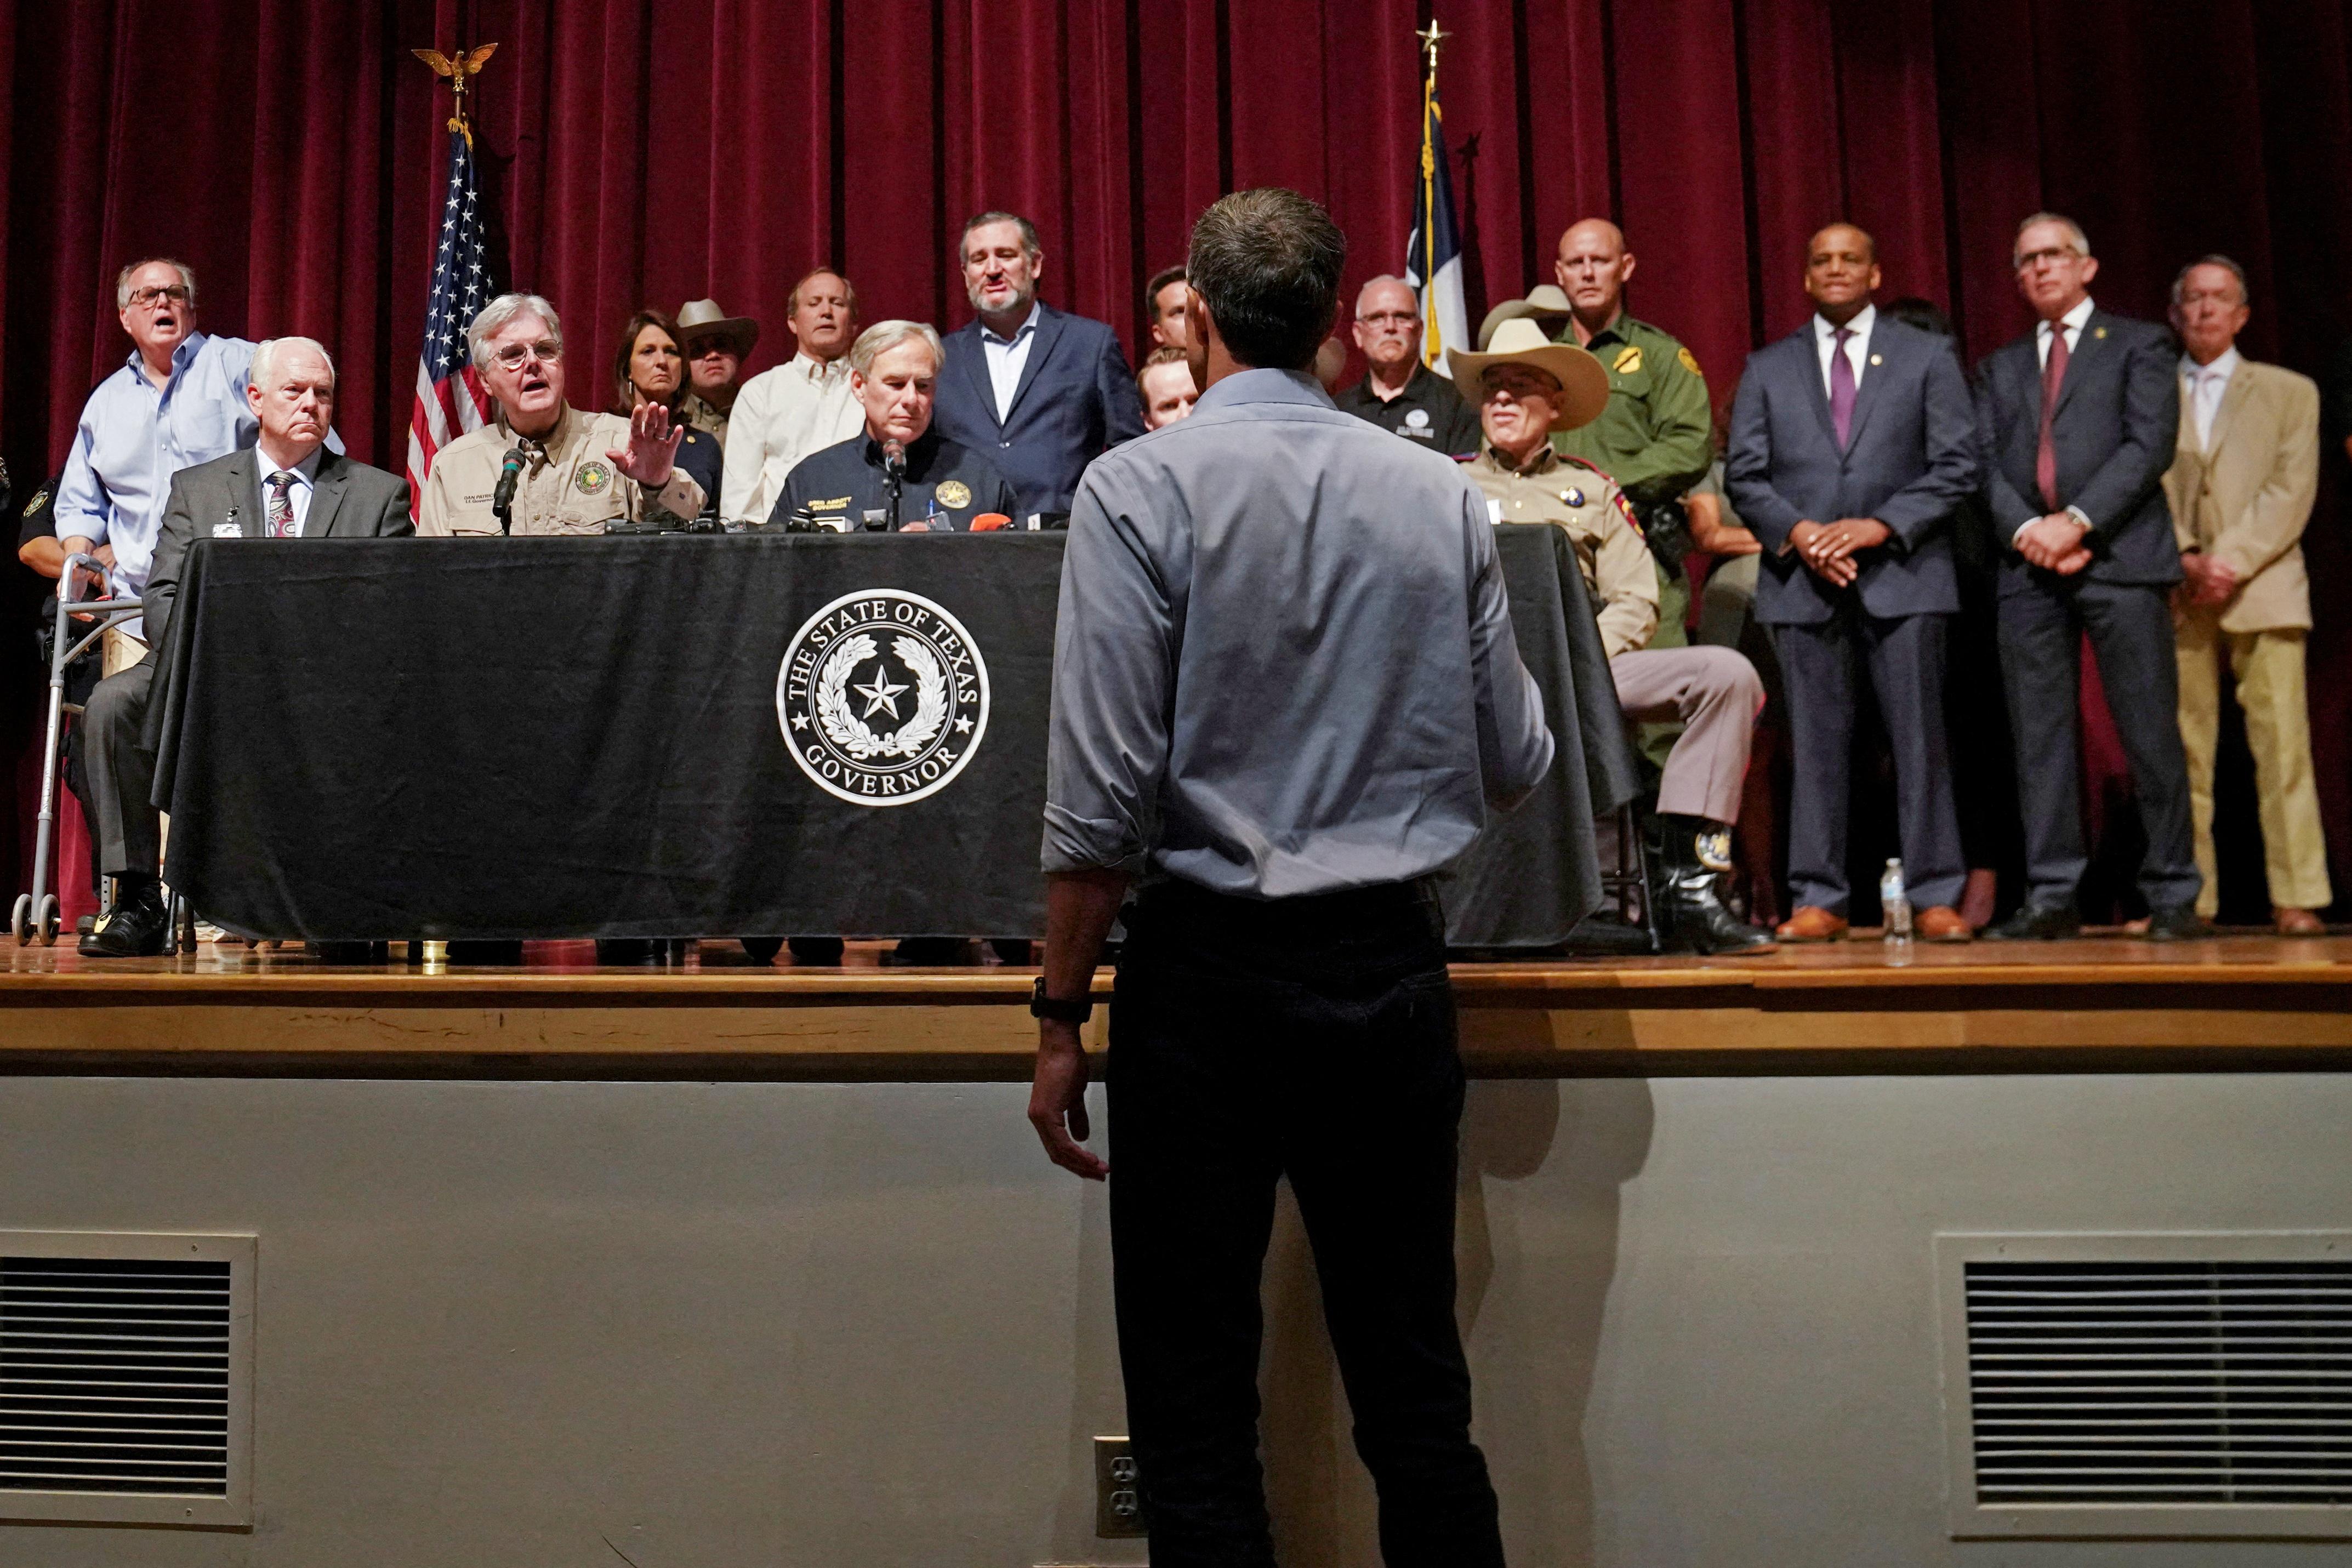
top-left (490, 340), bottom-right (563, 369)
top-left (127, 285), bottom-right (191, 307)
top-left (2015, 247), bottom-right (2080, 271)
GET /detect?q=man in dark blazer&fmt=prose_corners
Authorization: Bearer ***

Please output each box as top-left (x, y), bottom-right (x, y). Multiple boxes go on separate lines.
top-left (933, 211), bottom-right (1146, 522)
top-left (79, 337), bottom-right (412, 957)
top-left (1726, 223), bottom-right (1980, 942)
top-left (1973, 212), bottom-right (2202, 939)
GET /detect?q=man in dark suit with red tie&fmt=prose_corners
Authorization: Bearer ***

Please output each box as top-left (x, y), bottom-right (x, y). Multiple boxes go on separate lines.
top-left (1725, 223), bottom-right (1980, 943)
top-left (933, 212), bottom-right (1147, 523)
top-left (1973, 212), bottom-right (2203, 940)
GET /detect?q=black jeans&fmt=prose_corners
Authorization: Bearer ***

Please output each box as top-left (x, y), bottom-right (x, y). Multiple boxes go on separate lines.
top-left (1108, 877), bottom-right (1505, 1568)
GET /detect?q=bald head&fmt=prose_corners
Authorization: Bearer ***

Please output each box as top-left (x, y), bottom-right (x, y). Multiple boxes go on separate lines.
top-left (1554, 219), bottom-right (1635, 341)
top-left (1353, 274), bottom-right (1422, 384)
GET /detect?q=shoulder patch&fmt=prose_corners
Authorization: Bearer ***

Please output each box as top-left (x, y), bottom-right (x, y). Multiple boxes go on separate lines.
top-left (1613, 345), bottom-right (1642, 377)
top-left (1677, 346), bottom-right (1701, 375)
top-left (1607, 488), bottom-right (1643, 537)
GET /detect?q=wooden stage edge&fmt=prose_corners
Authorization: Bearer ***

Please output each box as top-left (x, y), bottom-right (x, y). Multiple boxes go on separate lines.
top-left (3, 931), bottom-right (2350, 1080)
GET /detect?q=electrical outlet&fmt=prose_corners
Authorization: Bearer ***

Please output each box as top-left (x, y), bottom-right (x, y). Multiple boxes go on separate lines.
top-left (1093, 1435), bottom-right (1146, 1537)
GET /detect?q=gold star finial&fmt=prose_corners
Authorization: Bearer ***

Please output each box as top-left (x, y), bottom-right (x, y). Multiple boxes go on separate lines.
top-left (1417, 19), bottom-right (1449, 73)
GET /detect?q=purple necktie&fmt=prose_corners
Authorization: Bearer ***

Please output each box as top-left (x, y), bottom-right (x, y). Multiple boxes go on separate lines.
top-left (1829, 327), bottom-right (1856, 450)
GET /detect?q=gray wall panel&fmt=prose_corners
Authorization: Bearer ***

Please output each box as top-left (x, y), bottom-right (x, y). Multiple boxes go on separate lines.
top-left (0, 1074), bottom-right (2343, 1565)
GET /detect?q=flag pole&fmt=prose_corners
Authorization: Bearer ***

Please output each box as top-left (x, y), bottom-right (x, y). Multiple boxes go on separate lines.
top-left (1416, 21), bottom-right (1449, 369)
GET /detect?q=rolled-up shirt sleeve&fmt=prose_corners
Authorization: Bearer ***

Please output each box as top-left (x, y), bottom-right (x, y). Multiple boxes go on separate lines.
top-left (1460, 486), bottom-right (1554, 810)
top-left (1043, 466), bottom-right (1180, 875)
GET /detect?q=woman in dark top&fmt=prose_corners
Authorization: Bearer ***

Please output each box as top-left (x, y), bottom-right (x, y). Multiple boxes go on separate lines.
top-left (609, 309), bottom-right (721, 523)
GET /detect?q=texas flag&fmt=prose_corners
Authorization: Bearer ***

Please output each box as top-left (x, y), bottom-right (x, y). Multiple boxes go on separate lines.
top-left (1402, 83), bottom-right (1470, 378)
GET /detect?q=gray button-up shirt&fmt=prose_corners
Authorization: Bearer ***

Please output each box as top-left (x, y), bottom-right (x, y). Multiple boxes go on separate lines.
top-left (1043, 367), bottom-right (1554, 897)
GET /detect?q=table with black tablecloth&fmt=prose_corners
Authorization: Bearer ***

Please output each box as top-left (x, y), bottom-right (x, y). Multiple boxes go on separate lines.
top-left (151, 527), bottom-right (1636, 946)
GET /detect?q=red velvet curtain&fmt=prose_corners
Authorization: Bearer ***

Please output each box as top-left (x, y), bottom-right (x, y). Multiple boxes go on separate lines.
top-left (8, 0), bottom-right (2351, 916)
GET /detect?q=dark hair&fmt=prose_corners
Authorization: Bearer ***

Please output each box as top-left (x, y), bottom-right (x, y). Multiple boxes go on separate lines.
top-left (1145, 264), bottom-right (1188, 313)
top-left (788, 267), bottom-right (858, 316)
top-left (959, 211), bottom-right (1041, 260)
top-left (2171, 254), bottom-right (2250, 309)
top-left (1186, 188), bottom-right (1346, 370)
top-left (1881, 295), bottom-right (1955, 338)
top-left (610, 309), bottom-right (686, 417)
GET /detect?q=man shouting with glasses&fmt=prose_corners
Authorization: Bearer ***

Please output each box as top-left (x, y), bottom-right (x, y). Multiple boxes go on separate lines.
top-left (56, 259), bottom-right (343, 661)
top-left (419, 292), bottom-right (703, 536)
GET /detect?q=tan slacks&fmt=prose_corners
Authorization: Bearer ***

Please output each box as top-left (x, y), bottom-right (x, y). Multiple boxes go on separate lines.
top-left (1610, 646), bottom-right (1762, 825)
top-left (2175, 610), bottom-right (2331, 916)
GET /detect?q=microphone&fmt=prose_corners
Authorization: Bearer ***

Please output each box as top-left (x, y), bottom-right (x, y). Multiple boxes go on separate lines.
top-left (879, 438), bottom-right (907, 531)
top-left (491, 443), bottom-right (528, 535)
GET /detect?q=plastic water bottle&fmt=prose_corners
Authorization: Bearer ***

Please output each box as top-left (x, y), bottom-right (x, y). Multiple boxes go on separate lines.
top-left (1880, 858), bottom-right (1912, 950)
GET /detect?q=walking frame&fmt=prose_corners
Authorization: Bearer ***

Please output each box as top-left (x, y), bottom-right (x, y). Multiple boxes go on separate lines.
top-left (12, 552), bottom-right (192, 950)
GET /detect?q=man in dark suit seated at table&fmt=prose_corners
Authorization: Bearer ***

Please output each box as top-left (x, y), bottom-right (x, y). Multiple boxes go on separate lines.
top-left (1724, 222), bottom-right (1980, 943)
top-left (932, 212), bottom-right (1145, 524)
top-left (78, 337), bottom-right (412, 957)
top-left (1973, 212), bottom-right (2203, 940)
top-left (773, 320), bottom-right (1018, 532)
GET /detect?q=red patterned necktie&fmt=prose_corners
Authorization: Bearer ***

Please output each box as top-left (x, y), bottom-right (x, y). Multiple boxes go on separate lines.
top-left (266, 471), bottom-right (296, 538)
top-left (2034, 323), bottom-right (2070, 512)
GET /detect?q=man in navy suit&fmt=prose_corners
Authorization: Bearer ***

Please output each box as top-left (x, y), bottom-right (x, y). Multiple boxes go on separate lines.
top-left (1972, 213), bottom-right (2202, 940)
top-left (933, 212), bottom-right (1146, 522)
top-left (1727, 224), bottom-right (1980, 942)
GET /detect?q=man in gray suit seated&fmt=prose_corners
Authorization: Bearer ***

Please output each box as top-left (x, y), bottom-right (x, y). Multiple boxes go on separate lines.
top-left (1725, 223), bottom-right (1980, 943)
top-left (79, 337), bottom-right (413, 957)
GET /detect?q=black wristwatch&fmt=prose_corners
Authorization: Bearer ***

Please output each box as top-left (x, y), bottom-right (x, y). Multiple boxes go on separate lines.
top-left (1029, 977), bottom-right (1094, 1024)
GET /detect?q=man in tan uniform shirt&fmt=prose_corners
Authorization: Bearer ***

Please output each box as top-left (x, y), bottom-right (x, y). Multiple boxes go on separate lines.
top-left (2162, 257), bottom-right (2330, 932)
top-left (1454, 318), bottom-right (1771, 955)
top-left (420, 292), bottom-right (703, 536)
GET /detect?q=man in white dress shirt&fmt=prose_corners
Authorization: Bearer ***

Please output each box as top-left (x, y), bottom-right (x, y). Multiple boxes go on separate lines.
top-left (719, 269), bottom-right (862, 526)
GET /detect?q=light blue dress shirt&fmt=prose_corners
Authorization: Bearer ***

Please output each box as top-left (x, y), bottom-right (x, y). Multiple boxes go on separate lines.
top-left (980, 301), bottom-right (1041, 422)
top-left (52, 332), bottom-right (259, 635)
top-left (1044, 368), bottom-right (1554, 897)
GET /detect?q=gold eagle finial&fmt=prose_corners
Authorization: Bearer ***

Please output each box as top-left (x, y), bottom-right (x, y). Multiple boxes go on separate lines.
top-left (412, 42), bottom-right (498, 135)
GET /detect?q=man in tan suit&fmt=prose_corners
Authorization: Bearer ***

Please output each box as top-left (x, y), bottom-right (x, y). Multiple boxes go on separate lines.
top-left (2162, 255), bottom-right (2330, 933)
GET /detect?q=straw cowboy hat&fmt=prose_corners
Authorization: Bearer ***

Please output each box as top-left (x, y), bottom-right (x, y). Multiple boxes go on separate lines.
top-left (674, 299), bottom-right (760, 356)
top-left (1448, 317), bottom-right (1611, 431)
top-left (1476, 283), bottom-right (1574, 350)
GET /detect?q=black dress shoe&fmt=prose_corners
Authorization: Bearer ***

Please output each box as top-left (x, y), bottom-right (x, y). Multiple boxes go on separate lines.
top-left (2142, 904), bottom-right (2213, 942)
top-left (739, 937), bottom-right (785, 964)
top-left (78, 890), bottom-right (169, 957)
top-left (1563, 913), bottom-right (1658, 956)
top-left (1981, 902), bottom-right (2080, 940)
top-left (787, 937), bottom-right (845, 966)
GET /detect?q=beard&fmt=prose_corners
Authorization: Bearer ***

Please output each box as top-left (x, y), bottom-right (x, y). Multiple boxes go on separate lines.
top-left (967, 278), bottom-right (1036, 317)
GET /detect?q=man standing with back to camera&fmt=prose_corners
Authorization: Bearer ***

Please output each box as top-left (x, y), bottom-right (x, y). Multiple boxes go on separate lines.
top-left (1028, 187), bottom-right (1552, 1566)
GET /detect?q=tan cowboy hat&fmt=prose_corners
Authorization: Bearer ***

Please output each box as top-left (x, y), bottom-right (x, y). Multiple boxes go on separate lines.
top-left (1449, 317), bottom-right (1610, 431)
top-left (1476, 284), bottom-right (1574, 349)
top-left (675, 299), bottom-right (760, 356)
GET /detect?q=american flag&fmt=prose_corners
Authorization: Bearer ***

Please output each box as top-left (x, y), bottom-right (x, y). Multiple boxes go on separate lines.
top-left (406, 126), bottom-right (494, 516)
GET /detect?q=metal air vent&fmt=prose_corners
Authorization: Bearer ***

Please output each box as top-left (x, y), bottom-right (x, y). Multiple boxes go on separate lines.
top-left (1938, 1232), bottom-right (2352, 1539)
top-left (0, 1232), bottom-right (253, 1527)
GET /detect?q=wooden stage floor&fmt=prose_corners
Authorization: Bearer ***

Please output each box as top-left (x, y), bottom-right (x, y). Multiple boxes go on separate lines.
top-left (2, 929), bottom-right (2348, 1079)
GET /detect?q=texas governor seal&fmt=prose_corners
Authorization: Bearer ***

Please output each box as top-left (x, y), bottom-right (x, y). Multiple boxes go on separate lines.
top-left (776, 588), bottom-right (991, 806)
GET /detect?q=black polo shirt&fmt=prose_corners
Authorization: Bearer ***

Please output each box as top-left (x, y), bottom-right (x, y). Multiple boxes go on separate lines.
top-left (1332, 363), bottom-right (1483, 458)
top-left (772, 429), bottom-right (1020, 532)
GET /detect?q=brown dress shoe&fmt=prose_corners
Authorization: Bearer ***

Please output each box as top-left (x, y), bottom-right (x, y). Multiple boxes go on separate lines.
top-left (1916, 905), bottom-right (1973, 942)
top-left (2276, 906), bottom-right (2326, 936)
top-left (1774, 906), bottom-right (1848, 942)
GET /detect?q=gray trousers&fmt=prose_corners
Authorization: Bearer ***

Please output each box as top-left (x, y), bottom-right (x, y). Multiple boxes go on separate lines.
top-left (82, 659), bottom-right (159, 879)
top-left (1609, 646), bottom-right (1762, 825)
